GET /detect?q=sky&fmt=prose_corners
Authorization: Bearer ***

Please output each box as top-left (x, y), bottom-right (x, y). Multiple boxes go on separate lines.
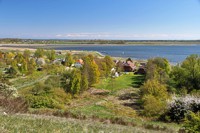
top-left (0, 0), bottom-right (200, 40)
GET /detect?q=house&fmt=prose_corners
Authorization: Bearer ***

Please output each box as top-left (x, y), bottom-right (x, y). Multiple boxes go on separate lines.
top-left (123, 60), bottom-right (136, 72)
top-left (135, 62), bottom-right (147, 75)
top-left (73, 59), bottom-right (84, 68)
top-left (135, 67), bottom-right (146, 75)
top-left (139, 62), bottom-right (147, 68)
top-left (76, 59), bottom-right (84, 65)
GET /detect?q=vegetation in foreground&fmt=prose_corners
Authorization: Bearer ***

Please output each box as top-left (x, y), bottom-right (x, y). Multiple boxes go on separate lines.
top-left (0, 114), bottom-right (178, 133)
top-left (0, 48), bottom-right (200, 132)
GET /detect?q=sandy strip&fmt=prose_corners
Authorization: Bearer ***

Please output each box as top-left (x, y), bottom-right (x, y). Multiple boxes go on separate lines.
top-left (0, 47), bottom-right (36, 51)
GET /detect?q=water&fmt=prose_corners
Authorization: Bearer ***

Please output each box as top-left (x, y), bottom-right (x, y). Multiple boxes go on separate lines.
top-left (3, 44), bottom-right (200, 63)
top-left (48, 45), bottom-right (200, 63)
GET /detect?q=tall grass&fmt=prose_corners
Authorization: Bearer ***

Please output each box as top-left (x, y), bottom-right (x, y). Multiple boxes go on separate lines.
top-left (0, 114), bottom-right (178, 133)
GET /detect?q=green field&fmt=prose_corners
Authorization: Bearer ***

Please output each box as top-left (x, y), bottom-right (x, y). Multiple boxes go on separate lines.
top-left (95, 73), bottom-right (145, 91)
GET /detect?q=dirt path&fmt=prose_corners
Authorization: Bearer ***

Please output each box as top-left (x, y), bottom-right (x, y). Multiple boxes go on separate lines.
top-left (116, 88), bottom-right (142, 112)
top-left (15, 75), bottom-right (52, 89)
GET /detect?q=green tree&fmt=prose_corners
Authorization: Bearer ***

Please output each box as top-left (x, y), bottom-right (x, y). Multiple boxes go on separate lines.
top-left (27, 58), bottom-right (36, 74)
top-left (23, 49), bottom-right (31, 61)
top-left (141, 79), bottom-right (169, 117)
top-left (146, 57), bottom-right (171, 83)
top-left (62, 70), bottom-right (81, 96)
top-left (82, 55), bottom-right (100, 86)
top-left (142, 95), bottom-right (167, 117)
top-left (104, 56), bottom-right (114, 77)
top-left (64, 53), bottom-right (74, 67)
top-left (81, 74), bottom-right (89, 91)
top-left (99, 62), bottom-right (107, 77)
top-left (5, 52), bottom-right (15, 65)
top-left (141, 79), bottom-right (169, 99)
top-left (171, 54), bottom-right (200, 92)
top-left (21, 58), bottom-right (28, 73)
top-left (9, 60), bottom-right (18, 76)
top-left (34, 48), bottom-right (44, 58)
top-left (183, 112), bottom-right (200, 133)
top-left (46, 50), bottom-right (56, 61)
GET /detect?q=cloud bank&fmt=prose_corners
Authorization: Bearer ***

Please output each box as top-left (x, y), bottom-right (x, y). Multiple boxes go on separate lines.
top-left (1, 32), bottom-right (199, 40)
top-left (55, 33), bottom-right (200, 40)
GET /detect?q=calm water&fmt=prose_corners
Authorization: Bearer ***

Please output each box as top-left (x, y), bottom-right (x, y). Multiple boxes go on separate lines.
top-left (48, 45), bottom-right (200, 63)
top-left (3, 44), bottom-right (200, 63)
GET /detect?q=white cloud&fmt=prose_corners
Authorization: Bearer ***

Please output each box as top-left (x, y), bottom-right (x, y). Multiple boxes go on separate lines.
top-left (55, 33), bottom-right (200, 40)
top-left (1, 32), bottom-right (199, 40)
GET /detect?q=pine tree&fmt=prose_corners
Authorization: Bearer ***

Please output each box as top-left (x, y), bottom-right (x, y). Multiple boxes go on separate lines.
top-left (64, 53), bottom-right (74, 67)
top-left (81, 74), bottom-right (89, 91)
top-left (23, 49), bottom-right (31, 61)
top-left (62, 70), bottom-right (81, 96)
top-left (28, 58), bottom-right (36, 74)
top-left (46, 50), bottom-right (56, 61)
top-left (104, 55), bottom-right (114, 77)
top-left (82, 55), bottom-right (100, 86)
top-left (34, 48), bottom-right (44, 58)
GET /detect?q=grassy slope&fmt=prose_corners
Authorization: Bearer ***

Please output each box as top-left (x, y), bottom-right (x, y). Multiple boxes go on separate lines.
top-left (95, 73), bottom-right (145, 91)
top-left (0, 114), bottom-right (179, 133)
top-left (65, 74), bottom-right (180, 132)
top-left (1, 73), bottom-right (180, 133)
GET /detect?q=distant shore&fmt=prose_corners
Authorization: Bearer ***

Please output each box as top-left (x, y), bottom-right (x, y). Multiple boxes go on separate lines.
top-left (1, 42), bottom-right (200, 48)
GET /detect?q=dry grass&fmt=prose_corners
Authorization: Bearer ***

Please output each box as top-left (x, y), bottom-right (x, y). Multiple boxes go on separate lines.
top-left (0, 114), bottom-right (178, 133)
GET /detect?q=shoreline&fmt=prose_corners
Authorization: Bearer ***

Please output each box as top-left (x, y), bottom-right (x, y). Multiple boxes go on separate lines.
top-left (1, 43), bottom-right (200, 47)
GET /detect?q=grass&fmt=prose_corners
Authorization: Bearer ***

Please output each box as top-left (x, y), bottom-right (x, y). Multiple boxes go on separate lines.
top-left (95, 73), bottom-right (145, 92)
top-left (10, 71), bottom-right (48, 89)
top-left (1, 72), bottom-right (181, 132)
top-left (0, 114), bottom-right (180, 133)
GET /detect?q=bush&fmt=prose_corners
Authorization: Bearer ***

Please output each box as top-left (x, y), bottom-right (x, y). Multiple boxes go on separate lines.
top-left (141, 79), bottom-right (169, 100)
top-left (142, 95), bottom-right (167, 117)
top-left (167, 95), bottom-right (200, 123)
top-left (25, 95), bottom-right (55, 108)
top-left (167, 100), bottom-right (188, 123)
top-left (31, 82), bottom-right (53, 95)
top-left (140, 79), bottom-right (169, 117)
top-left (24, 83), bottom-right (71, 109)
top-left (0, 83), bottom-right (18, 98)
top-left (183, 112), bottom-right (200, 133)
top-left (44, 76), bottom-right (60, 88)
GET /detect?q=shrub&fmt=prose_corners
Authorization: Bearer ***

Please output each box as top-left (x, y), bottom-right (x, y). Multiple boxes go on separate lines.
top-left (44, 76), bottom-right (60, 88)
top-left (170, 55), bottom-right (200, 92)
top-left (25, 95), bottom-right (55, 108)
top-left (141, 79), bottom-right (169, 100)
top-left (146, 57), bottom-right (170, 83)
top-left (140, 79), bottom-right (169, 117)
top-left (167, 95), bottom-right (200, 123)
top-left (0, 83), bottom-right (18, 98)
top-left (167, 100), bottom-right (188, 123)
top-left (142, 95), bottom-right (167, 117)
top-left (183, 112), bottom-right (200, 133)
top-left (24, 83), bottom-right (71, 109)
top-left (31, 82), bottom-right (53, 96)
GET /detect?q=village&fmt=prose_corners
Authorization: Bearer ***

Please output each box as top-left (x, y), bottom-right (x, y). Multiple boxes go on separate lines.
top-left (0, 49), bottom-right (146, 79)
top-left (1, 48), bottom-right (199, 133)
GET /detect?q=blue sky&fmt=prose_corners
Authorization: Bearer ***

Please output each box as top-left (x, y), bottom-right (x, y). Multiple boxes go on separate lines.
top-left (0, 0), bottom-right (200, 40)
